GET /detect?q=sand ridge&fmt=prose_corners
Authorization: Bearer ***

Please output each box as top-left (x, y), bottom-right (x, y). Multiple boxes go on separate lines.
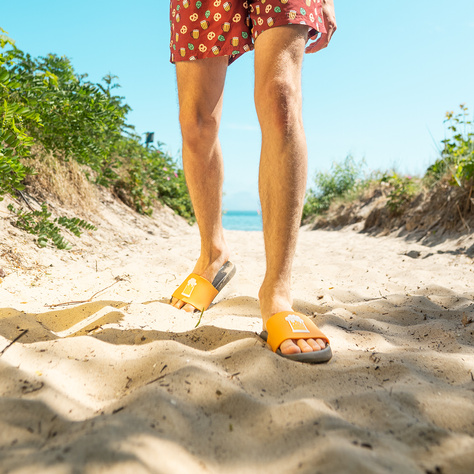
top-left (0, 194), bottom-right (474, 473)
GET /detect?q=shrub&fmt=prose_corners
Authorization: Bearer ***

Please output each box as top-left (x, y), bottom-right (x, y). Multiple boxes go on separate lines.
top-left (3, 48), bottom-right (129, 186)
top-left (380, 172), bottom-right (418, 215)
top-left (0, 29), bottom-right (40, 199)
top-left (112, 136), bottom-right (193, 220)
top-left (1, 29), bottom-right (194, 224)
top-left (303, 155), bottom-right (366, 220)
top-left (426, 104), bottom-right (473, 185)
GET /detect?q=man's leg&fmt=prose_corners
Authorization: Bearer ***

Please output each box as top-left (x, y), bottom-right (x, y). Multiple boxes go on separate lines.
top-left (254, 25), bottom-right (326, 355)
top-left (171, 57), bottom-right (230, 312)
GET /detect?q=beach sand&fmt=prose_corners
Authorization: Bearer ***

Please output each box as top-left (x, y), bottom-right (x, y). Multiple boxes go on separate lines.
top-left (0, 194), bottom-right (473, 474)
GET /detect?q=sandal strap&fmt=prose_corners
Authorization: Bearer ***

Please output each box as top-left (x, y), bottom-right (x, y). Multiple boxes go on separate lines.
top-left (172, 273), bottom-right (218, 312)
top-left (266, 311), bottom-right (330, 353)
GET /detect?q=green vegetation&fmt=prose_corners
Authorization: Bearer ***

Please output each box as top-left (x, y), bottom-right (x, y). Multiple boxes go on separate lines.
top-left (381, 172), bottom-right (418, 215)
top-left (0, 28), bottom-right (193, 248)
top-left (8, 203), bottom-right (97, 250)
top-left (0, 28), bottom-right (39, 199)
top-left (426, 104), bottom-right (474, 186)
top-left (303, 104), bottom-right (473, 223)
top-left (302, 155), bottom-right (366, 220)
top-left (112, 137), bottom-right (192, 218)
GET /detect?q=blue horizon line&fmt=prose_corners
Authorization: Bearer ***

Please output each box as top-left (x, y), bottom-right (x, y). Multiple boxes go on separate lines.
top-left (222, 210), bottom-right (261, 215)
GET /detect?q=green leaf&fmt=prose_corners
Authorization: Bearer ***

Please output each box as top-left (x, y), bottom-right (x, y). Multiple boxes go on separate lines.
top-left (37, 236), bottom-right (48, 247)
top-left (0, 69), bottom-right (9, 82)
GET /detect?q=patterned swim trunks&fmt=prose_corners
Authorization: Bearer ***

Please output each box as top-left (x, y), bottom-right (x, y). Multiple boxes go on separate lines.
top-left (169, 0), bottom-right (327, 64)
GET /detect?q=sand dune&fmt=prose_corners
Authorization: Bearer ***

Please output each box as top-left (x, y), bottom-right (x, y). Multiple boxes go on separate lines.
top-left (1, 195), bottom-right (473, 473)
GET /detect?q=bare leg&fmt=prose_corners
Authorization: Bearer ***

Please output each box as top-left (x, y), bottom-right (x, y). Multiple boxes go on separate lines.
top-left (171, 57), bottom-right (230, 312)
top-left (254, 25), bottom-right (326, 354)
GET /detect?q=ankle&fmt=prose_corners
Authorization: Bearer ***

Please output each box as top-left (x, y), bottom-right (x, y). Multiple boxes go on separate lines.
top-left (193, 240), bottom-right (230, 280)
top-left (199, 241), bottom-right (229, 265)
top-left (259, 275), bottom-right (291, 300)
top-left (259, 279), bottom-right (293, 326)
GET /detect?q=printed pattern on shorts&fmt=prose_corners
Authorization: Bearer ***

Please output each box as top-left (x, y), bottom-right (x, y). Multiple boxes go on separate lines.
top-left (250, 0), bottom-right (326, 41)
top-left (170, 1), bottom-right (252, 63)
top-left (170, 1), bottom-right (326, 64)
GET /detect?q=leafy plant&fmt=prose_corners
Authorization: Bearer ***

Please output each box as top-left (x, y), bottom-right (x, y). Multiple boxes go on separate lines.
top-left (114, 136), bottom-right (193, 219)
top-left (303, 155), bottom-right (366, 220)
top-left (0, 28), bottom-right (40, 199)
top-left (381, 172), bottom-right (417, 215)
top-left (1, 29), bottom-right (194, 225)
top-left (8, 203), bottom-right (96, 249)
top-left (2, 47), bottom-right (129, 185)
top-left (426, 104), bottom-right (473, 185)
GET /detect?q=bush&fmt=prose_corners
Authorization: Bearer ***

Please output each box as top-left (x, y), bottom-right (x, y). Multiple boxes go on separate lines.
top-left (303, 155), bottom-right (366, 220)
top-left (3, 47), bottom-right (129, 186)
top-left (0, 29), bottom-right (40, 199)
top-left (380, 172), bottom-right (418, 215)
top-left (1, 29), bottom-right (194, 223)
top-left (113, 137), bottom-right (193, 220)
top-left (426, 104), bottom-right (473, 185)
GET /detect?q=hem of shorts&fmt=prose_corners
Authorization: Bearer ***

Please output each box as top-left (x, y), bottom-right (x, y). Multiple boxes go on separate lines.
top-left (253, 16), bottom-right (327, 41)
top-left (170, 43), bottom-right (254, 65)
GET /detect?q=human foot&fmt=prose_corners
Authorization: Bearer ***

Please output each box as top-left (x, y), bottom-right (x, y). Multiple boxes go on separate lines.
top-left (259, 284), bottom-right (329, 358)
top-left (170, 249), bottom-right (232, 312)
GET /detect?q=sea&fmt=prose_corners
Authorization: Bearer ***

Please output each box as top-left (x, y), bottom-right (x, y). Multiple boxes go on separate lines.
top-left (222, 210), bottom-right (263, 231)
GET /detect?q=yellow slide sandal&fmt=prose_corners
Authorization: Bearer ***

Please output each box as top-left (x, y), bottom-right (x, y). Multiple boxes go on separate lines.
top-left (172, 261), bottom-right (236, 312)
top-left (260, 311), bottom-right (332, 363)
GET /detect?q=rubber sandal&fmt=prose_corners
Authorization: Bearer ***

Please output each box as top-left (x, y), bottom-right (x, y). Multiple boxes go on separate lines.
top-left (260, 311), bottom-right (332, 363)
top-left (171, 261), bottom-right (236, 312)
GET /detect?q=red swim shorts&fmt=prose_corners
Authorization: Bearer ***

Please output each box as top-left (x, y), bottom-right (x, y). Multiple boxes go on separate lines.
top-left (169, 0), bottom-right (327, 64)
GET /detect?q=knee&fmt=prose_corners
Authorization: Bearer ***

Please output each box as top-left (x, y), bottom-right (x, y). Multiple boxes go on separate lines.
top-left (255, 76), bottom-right (303, 135)
top-left (179, 107), bottom-right (220, 151)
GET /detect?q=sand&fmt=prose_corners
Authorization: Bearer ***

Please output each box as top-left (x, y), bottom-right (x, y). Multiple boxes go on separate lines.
top-left (0, 193), bottom-right (473, 474)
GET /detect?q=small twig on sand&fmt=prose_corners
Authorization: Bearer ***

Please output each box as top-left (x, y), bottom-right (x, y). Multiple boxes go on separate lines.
top-left (456, 203), bottom-right (470, 231)
top-left (17, 190), bottom-right (35, 212)
top-left (45, 276), bottom-right (126, 308)
top-left (0, 329), bottom-right (29, 356)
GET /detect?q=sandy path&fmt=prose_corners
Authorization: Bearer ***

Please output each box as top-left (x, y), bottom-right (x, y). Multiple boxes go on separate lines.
top-left (0, 196), bottom-right (473, 474)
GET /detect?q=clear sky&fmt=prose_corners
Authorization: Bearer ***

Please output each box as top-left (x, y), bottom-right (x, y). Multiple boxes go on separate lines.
top-left (2, 1), bottom-right (473, 210)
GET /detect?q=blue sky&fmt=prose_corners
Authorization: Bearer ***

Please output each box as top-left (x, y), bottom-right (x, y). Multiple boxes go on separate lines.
top-left (2, 1), bottom-right (474, 210)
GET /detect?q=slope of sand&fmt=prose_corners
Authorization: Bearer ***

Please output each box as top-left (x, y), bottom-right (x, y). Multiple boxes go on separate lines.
top-left (1, 194), bottom-right (474, 474)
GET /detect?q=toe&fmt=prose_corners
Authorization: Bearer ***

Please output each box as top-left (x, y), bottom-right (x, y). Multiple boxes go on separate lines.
top-left (305, 338), bottom-right (323, 352)
top-left (170, 297), bottom-right (180, 308)
top-left (170, 297), bottom-right (189, 311)
top-left (279, 339), bottom-right (302, 355)
top-left (297, 338), bottom-right (316, 353)
top-left (316, 338), bottom-right (327, 350)
top-left (278, 338), bottom-right (327, 355)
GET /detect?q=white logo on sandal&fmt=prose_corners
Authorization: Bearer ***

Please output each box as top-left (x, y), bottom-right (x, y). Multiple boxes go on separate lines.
top-left (182, 278), bottom-right (197, 297)
top-left (285, 314), bottom-right (310, 333)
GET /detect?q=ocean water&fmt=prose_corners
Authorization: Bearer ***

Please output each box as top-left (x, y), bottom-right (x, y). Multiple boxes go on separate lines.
top-left (222, 210), bottom-right (263, 231)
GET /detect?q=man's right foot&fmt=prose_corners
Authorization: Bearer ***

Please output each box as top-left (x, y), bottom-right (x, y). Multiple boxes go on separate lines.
top-left (170, 247), bottom-right (230, 312)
